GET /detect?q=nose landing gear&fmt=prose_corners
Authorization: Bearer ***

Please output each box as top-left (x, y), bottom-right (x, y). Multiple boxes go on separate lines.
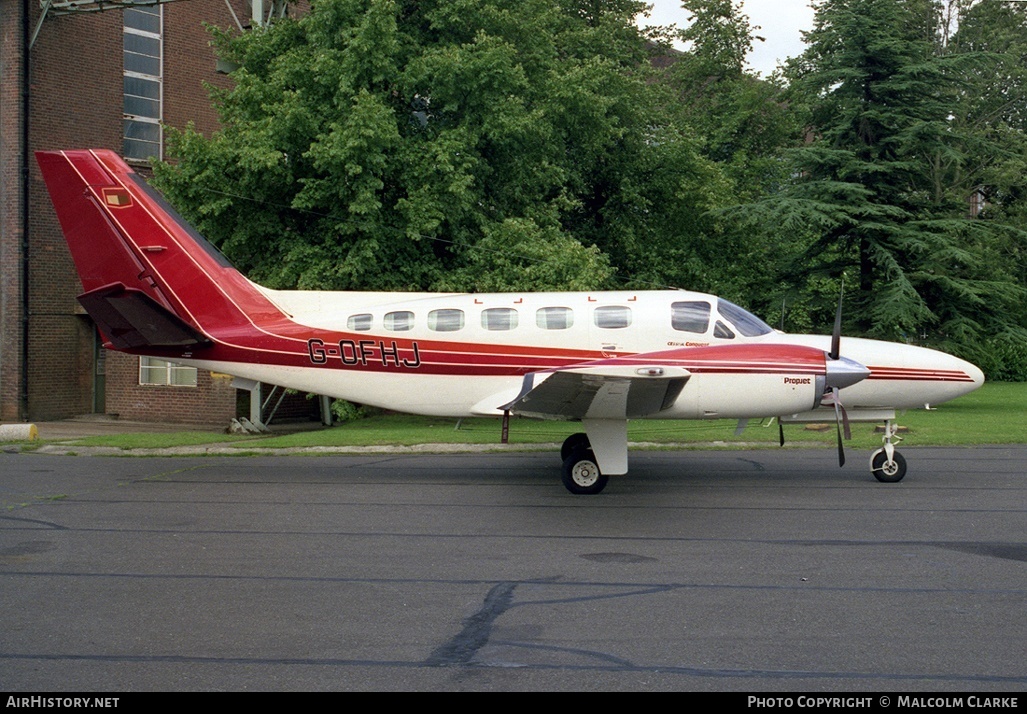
top-left (870, 420), bottom-right (907, 483)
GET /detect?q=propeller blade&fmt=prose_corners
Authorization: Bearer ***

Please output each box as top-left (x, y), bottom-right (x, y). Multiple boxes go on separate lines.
top-left (830, 280), bottom-right (844, 361)
top-left (778, 418), bottom-right (785, 447)
top-left (840, 400), bottom-right (852, 440)
top-left (832, 387), bottom-right (845, 467)
top-left (735, 418), bottom-right (749, 437)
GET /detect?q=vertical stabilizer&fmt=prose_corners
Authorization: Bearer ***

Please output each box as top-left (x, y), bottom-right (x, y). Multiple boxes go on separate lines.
top-left (36, 150), bottom-right (284, 348)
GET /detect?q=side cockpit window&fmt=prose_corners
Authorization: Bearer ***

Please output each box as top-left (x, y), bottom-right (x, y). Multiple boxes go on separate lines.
top-left (714, 320), bottom-right (735, 339)
top-left (718, 299), bottom-right (773, 337)
top-left (671, 301), bottom-right (710, 334)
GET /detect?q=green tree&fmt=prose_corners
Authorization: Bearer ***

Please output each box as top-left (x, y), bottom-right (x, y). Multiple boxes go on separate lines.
top-left (664, 0), bottom-right (797, 197)
top-left (653, 1), bottom-right (803, 312)
top-left (739, 0), bottom-right (1026, 360)
top-left (153, 0), bottom-right (727, 294)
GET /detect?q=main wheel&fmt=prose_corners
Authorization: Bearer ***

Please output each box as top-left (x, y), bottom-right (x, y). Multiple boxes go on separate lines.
top-left (561, 447), bottom-right (608, 495)
top-left (871, 450), bottom-right (907, 483)
top-left (560, 432), bottom-right (591, 461)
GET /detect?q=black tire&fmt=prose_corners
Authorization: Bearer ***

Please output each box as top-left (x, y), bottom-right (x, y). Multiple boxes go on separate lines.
top-left (871, 450), bottom-right (907, 483)
top-left (560, 432), bottom-right (591, 462)
top-left (561, 447), bottom-right (608, 495)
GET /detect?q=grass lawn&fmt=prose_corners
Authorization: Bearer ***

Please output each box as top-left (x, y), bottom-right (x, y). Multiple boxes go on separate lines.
top-left (52, 381), bottom-right (1026, 452)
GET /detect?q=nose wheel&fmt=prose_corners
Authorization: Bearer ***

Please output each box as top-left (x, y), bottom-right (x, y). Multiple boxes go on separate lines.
top-left (871, 449), bottom-right (907, 482)
top-left (870, 420), bottom-right (906, 482)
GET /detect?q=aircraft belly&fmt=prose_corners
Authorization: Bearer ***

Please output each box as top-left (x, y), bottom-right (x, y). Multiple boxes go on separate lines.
top-left (180, 360), bottom-right (519, 417)
top-left (841, 379), bottom-right (974, 410)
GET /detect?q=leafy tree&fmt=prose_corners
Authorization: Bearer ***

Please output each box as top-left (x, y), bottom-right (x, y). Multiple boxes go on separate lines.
top-left (153, 0), bottom-right (727, 294)
top-left (651, 1), bottom-right (804, 314)
top-left (662, 1), bottom-right (796, 197)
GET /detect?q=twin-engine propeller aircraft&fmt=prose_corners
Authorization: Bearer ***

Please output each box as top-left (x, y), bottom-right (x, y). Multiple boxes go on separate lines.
top-left (37, 149), bottom-right (985, 494)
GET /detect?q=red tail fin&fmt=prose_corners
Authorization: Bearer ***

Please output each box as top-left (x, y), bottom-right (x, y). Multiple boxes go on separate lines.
top-left (36, 150), bottom-right (283, 349)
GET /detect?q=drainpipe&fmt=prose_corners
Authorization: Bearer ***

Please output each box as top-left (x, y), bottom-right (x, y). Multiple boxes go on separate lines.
top-left (19, 0), bottom-right (31, 420)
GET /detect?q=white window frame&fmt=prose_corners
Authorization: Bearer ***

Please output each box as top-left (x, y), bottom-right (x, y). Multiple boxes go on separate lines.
top-left (139, 357), bottom-right (198, 387)
top-left (123, 6), bottom-right (163, 162)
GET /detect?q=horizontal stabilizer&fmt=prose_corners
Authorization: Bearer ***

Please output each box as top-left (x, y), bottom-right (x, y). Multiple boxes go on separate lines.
top-left (78, 283), bottom-right (211, 350)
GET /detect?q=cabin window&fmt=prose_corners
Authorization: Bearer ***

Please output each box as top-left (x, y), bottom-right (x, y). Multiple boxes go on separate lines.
top-left (428, 309), bottom-right (465, 332)
top-left (347, 313), bottom-right (372, 331)
top-left (481, 308), bottom-right (518, 331)
top-left (671, 301), bottom-right (711, 334)
top-left (139, 357), bottom-right (197, 387)
top-left (384, 311), bottom-right (414, 331)
top-left (536, 307), bottom-right (573, 330)
top-left (594, 305), bottom-right (632, 329)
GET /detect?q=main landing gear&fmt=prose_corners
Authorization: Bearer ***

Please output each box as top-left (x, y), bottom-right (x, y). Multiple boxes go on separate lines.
top-left (560, 433), bottom-right (609, 495)
top-left (869, 420), bottom-right (907, 483)
top-left (558, 418), bottom-right (910, 494)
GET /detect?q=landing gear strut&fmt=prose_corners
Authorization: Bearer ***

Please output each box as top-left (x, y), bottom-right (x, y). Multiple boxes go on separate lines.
top-left (870, 420), bottom-right (907, 483)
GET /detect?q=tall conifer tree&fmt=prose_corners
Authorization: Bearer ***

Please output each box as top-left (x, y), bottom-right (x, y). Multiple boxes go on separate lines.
top-left (751, 0), bottom-right (1025, 354)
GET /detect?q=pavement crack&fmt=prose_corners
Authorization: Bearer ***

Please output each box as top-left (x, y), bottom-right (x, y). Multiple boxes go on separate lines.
top-left (424, 582), bottom-right (516, 667)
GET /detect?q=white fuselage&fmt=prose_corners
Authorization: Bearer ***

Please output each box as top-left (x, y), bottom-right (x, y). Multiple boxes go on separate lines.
top-left (180, 287), bottom-right (984, 420)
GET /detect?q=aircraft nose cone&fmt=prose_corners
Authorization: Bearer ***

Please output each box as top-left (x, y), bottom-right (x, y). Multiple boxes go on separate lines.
top-left (955, 355), bottom-right (985, 391)
top-left (825, 355), bottom-right (871, 390)
top-left (966, 360), bottom-right (985, 388)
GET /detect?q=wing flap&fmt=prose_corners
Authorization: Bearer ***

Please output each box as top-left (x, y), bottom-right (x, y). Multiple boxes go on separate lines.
top-left (504, 366), bottom-right (690, 420)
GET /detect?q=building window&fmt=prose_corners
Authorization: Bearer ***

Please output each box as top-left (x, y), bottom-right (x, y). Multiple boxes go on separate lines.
top-left (969, 187), bottom-right (986, 218)
top-left (139, 357), bottom-right (197, 387)
top-left (123, 6), bottom-right (162, 161)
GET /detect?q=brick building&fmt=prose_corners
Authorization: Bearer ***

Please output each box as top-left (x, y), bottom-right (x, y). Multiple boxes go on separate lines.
top-left (0, 0), bottom-right (311, 426)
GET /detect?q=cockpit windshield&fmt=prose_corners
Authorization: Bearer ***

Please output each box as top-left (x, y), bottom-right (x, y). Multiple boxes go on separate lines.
top-left (717, 299), bottom-right (774, 337)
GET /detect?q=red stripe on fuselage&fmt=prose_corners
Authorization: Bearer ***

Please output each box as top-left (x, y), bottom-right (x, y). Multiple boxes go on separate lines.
top-left (157, 333), bottom-right (830, 379)
top-left (867, 367), bottom-right (974, 382)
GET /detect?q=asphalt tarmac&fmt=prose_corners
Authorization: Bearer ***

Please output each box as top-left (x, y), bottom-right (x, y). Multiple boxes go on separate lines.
top-left (1, 446), bottom-right (1024, 692)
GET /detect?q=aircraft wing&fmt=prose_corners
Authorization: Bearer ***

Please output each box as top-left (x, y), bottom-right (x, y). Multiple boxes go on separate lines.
top-left (502, 363), bottom-right (691, 420)
top-left (498, 342), bottom-right (838, 422)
